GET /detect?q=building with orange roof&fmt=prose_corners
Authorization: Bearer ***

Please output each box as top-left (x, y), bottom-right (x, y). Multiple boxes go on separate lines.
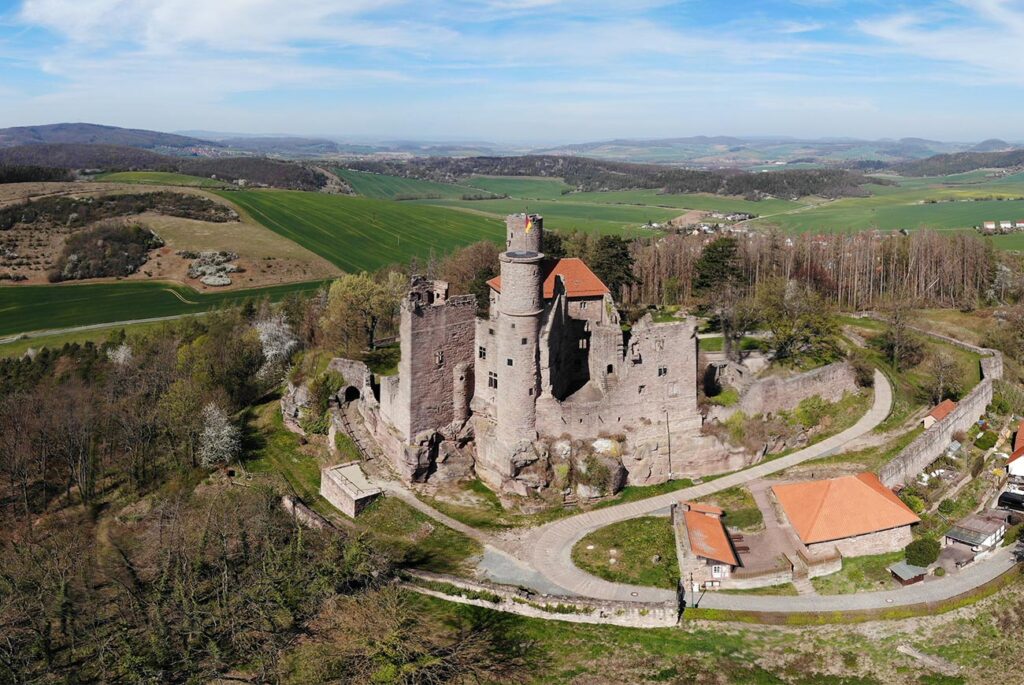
top-left (922, 399), bottom-right (957, 430)
top-left (674, 500), bottom-right (740, 590)
top-left (771, 472), bottom-right (920, 557)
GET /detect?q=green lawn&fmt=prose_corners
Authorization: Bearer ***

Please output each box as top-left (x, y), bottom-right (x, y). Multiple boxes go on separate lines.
top-left (463, 175), bottom-right (572, 199)
top-left (94, 171), bottom-right (229, 187)
top-left (334, 168), bottom-right (479, 200)
top-left (0, 279), bottom-right (325, 337)
top-left (0, 319), bottom-right (168, 357)
top-left (218, 189), bottom-right (504, 272)
top-left (572, 516), bottom-right (680, 589)
top-left (696, 486), bottom-right (763, 531)
top-left (419, 197), bottom-right (679, 235)
top-left (810, 551), bottom-right (904, 595)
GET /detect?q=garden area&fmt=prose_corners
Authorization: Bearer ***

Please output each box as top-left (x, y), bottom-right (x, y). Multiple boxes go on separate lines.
top-left (695, 486), bottom-right (763, 532)
top-left (571, 516), bottom-right (680, 589)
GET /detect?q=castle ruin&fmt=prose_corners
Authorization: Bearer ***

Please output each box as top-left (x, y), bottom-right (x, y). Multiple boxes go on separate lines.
top-left (333, 213), bottom-right (746, 497)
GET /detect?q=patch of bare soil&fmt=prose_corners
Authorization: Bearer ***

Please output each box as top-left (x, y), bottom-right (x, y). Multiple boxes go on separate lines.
top-left (669, 209), bottom-right (707, 227)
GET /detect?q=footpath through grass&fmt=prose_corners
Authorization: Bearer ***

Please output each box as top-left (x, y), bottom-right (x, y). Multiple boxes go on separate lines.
top-left (0, 279), bottom-right (325, 337)
top-left (219, 189), bottom-right (504, 272)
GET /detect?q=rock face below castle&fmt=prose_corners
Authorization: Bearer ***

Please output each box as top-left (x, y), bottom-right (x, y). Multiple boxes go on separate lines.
top-left (329, 213), bottom-right (741, 498)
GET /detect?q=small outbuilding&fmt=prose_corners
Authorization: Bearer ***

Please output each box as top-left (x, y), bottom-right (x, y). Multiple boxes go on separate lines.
top-left (320, 462), bottom-right (382, 518)
top-left (944, 511), bottom-right (1008, 553)
top-left (674, 501), bottom-right (740, 590)
top-left (888, 561), bottom-right (928, 586)
top-left (922, 399), bottom-right (957, 430)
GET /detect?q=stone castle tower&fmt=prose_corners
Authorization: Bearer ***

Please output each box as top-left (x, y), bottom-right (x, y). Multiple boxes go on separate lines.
top-left (495, 214), bottom-right (544, 447)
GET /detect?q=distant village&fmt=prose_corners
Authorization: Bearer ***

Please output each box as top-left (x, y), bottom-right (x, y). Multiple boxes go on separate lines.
top-left (977, 219), bottom-right (1024, 235)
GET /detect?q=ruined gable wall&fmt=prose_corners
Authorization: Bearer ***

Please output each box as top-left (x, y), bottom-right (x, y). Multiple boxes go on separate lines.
top-left (399, 293), bottom-right (477, 438)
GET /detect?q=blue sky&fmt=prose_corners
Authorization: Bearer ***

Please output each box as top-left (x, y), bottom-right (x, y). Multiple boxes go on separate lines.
top-left (0, 0), bottom-right (1022, 142)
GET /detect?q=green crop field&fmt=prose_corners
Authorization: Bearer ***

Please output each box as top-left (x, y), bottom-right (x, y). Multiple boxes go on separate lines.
top-left (94, 171), bottom-right (229, 188)
top-left (419, 197), bottom-right (680, 235)
top-left (334, 168), bottom-right (477, 200)
top-left (218, 189), bottom-right (504, 272)
top-left (0, 280), bottom-right (324, 337)
top-left (562, 189), bottom-right (804, 215)
top-left (748, 172), bottom-right (1024, 234)
top-left (463, 175), bottom-right (572, 199)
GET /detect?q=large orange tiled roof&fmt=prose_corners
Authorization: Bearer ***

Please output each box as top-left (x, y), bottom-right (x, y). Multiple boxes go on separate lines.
top-left (487, 257), bottom-right (609, 299)
top-left (681, 501), bottom-right (738, 566)
top-left (772, 473), bottom-right (920, 545)
top-left (928, 399), bottom-right (957, 422)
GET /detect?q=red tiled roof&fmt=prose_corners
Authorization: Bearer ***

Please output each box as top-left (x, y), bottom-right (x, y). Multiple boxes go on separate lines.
top-left (487, 257), bottom-right (610, 299)
top-left (681, 501), bottom-right (738, 566)
top-left (1014, 419), bottom-right (1024, 452)
top-left (1009, 445), bottom-right (1024, 465)
top-left (928, 399), bottom-right (957, 422)
top-left (771, 473), bottom-right (920, 545)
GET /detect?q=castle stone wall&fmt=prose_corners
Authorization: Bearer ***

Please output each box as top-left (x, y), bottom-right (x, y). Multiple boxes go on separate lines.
top-left (879, 340), bottom-right (1001, 488)
top-left (709, 362), bottom-right (858, 423)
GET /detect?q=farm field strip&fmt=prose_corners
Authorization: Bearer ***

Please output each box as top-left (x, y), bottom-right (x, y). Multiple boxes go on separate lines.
top-left (333, 168), bottom-right (479, 200)
top-left (0, 280), bottom-right (325, 337)
top-left (217, 190), bottom-right (504, 272)
top-left (561, 189), bottom-right (805, 214)
top-left (418, 197), bottom-right (681, 235)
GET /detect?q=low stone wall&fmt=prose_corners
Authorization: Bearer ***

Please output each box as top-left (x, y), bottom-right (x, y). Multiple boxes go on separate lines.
top-left (726, 567), bottom-right (795, 590)
top-left (401, 570), bottom-right (679, 629)
top-left (708, 362), bottom-right (858, 423)
top-left (879, 337), bottom-right (1002, 488)
top-left (280, 495), bottom-right (332, 530)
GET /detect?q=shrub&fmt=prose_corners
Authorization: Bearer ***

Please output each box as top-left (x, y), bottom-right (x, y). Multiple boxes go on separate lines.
top-left (934, 567), bottom-right (946, 577)
top-left (905, 538), bottom-right (941, 567)
top-left (794, 395), bottom-right (829, 429)
top-left (901, 494), bottom-right (926, 514)
top-left (937, 499), bottom-right (956, 515)
top-left (848, 349), bottom-right (875, 388)
top-left (973, 431), bottom-right (997, 450)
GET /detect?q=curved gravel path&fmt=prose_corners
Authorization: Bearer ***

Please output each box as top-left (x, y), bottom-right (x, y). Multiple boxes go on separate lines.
top-left (524, 369), bottom-right (896, 603)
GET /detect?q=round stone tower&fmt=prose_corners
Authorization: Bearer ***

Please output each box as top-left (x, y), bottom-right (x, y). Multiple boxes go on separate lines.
top-left (505, 213), bottom-right (543, 253)
top-left (495, 247), bottom-right (544, 446)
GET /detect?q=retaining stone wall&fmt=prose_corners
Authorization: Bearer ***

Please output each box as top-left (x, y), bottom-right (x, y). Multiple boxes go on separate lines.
top-left (878, 336), bottom-right (1002, 488)
top-left (402, 570), bottom-right (679, 628)
top-left (708, 362), bottom-right (858, 423)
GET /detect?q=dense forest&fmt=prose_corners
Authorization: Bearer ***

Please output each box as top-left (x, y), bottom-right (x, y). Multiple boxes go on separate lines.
top-left (0, 144), bottom-right (328, 191)
top-left (0, 191), bottom-right (237, 231)
top-left (0, 304), bottom-right (537, 683)
top-left (896, 149), bottom-right (1024, 176)
top-left (0, 165), bottom-right (73, 184)
top-left (342, 155), bottom-right (890, 199)
top-left (0, 123), bottom-right (221, 150)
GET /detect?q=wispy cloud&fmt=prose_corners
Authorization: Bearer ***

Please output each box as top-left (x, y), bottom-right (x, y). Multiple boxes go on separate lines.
top-left (1, 0), bottom-right (1023, 139)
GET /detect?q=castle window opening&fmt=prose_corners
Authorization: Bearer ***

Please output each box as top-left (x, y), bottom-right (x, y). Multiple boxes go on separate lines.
top-left (488, 328), bottom-right (494, 335)
top-left (435, 351), bottom-right (444, 366)
top-left (607, 364), bottom-right (614, 374)
top-left (511, 323), bottom-right (516, 329)
top-left (478, 346), bottom-right (487, 359)
top-left (506, 358), bottom-right (514, 367)
top-left (580, 301), bottom-right (588, 309)
top-left (579, 339), bottom-right (588, 349)
top-left (427, 292), bottom-right (435, 304)
top-left (521, 337), bottom-right (527, 345)
top-left (528, 388), bottom-right (534, 396)
top-left (488, 372), bottom-right (498, 389)
top-left (638, 385), bottom-right (646, 395)
top-left (658, 366), bottom-right (668, 377)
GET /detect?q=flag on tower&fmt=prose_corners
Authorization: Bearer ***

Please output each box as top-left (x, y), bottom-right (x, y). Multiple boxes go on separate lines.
top-left (525, 215), bottom-right (533, 233)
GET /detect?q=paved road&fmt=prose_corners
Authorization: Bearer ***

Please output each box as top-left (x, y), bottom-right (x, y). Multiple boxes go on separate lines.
top-left (523, 369), bottom-right (895, 603)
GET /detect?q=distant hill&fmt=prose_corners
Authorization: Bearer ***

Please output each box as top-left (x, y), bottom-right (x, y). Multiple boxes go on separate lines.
top-left (0, 123), bottom-right (219, 151)
top-left (342, 155), bottom-right (890, 199)
top-left (0, 143), bottom-right (171, 169)
top-left (0, 143), bottom-right (327, 191)
top-left (219, 136), bottom-right (344, 157)
top-left (970, 138), bottom-right (1013, 152)
top-left (896, 149), bottom-right (1024, 176)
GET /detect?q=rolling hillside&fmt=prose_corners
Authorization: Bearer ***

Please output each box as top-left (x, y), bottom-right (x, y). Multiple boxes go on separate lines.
top-left (0, 123), bottom-right (218, 150)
